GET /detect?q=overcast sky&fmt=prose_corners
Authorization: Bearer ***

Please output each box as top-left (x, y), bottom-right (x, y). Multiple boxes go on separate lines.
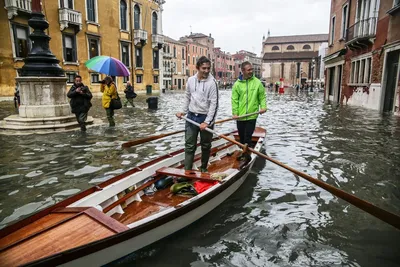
top-left (162, 0), bottom-right (331, 56)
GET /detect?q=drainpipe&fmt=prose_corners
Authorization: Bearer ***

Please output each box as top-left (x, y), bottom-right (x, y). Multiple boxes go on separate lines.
top-left (130, 1), bottom-right (134, 85)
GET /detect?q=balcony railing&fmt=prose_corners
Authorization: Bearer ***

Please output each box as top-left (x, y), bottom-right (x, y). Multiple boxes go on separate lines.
top-left (59, 8), bottom-right (82, 31)
top-left (5, 0), bottom-right (31, 19)
top-left (346, 17), bottom-right (377, 43)
top-left (163, 52), bottom-right (173, 58)
top-left (133, 29), bottom-right (148, 46)
top-left (152, 34), bottom-right (164, 49)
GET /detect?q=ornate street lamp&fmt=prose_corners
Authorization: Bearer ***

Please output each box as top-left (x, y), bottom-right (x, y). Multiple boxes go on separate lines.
top-left (20, 0), bottom-right (64, 76)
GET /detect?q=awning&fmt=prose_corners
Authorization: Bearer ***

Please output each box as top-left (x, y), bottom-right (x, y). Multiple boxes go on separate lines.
top-left (323, 48), bottom-right (346, 63)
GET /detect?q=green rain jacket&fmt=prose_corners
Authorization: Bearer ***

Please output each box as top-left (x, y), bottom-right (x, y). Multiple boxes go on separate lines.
top-left (231, 75), bottom-right (267, 120)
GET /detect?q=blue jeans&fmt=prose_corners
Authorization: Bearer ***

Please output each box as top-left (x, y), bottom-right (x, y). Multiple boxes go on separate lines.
top-left (184, 112), bottom-right (213, 170)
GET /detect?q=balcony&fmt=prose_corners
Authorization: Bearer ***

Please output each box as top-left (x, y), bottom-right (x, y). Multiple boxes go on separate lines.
top-left (346, 17), bottom-right (377, 49)
top-left (133, 29), bottom-right (147, 46)
top-left (152, 34), bottom-right (164, 49)
top-left (59, 8), bottom-right (82, 31)
top-left (5, 0), bottom-right (31, 19)
top-left (387, 1), bottom-right (400, 15)
top-left (163, 52), bottom-right (173, 59)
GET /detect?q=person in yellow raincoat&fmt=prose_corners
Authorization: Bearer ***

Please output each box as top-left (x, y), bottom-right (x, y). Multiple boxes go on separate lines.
top-left (101, 76), bottom-right (118, 126)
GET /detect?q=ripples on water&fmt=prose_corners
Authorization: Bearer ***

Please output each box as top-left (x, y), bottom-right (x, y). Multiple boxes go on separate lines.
top-left (0, 90), bottom-right (399, 267)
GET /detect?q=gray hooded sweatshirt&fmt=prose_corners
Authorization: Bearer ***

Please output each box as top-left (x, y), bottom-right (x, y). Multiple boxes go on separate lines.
top-left (183, 73), bottom-right (219, 125)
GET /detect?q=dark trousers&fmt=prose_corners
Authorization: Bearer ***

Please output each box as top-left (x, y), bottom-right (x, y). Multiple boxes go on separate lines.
top-left (75, 112), bottom-right (88, 124)
top-left (74, 112), bottom-right (88, 131)
top-left (184, 112), bottom-right (213, 170)
top-left (106, 108), bottom-right (115, 126)
top-left (236, 119), bottom-right (257, 146)
top-left (124, 98), bottom-right (135, 107)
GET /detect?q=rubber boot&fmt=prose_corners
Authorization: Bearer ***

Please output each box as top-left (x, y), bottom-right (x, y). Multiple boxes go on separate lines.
top-left (108, 117), bottom-right (115, 127)
top-left (79, 122), bottom-right (86, 132)
top-left (184, 151), bottom-right (195, 171)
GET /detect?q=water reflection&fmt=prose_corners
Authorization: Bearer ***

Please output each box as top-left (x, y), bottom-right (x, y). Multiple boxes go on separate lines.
top-left (1, 90), bottom-right (399, 266)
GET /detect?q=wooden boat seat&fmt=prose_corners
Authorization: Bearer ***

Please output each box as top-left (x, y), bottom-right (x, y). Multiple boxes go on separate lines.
top-left (156, 167), bottom-right (220, 182)
top-left (0, 207), bottom-right (129, 267)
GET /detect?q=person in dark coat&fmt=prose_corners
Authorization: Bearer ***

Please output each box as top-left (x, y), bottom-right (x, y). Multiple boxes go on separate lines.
top-left (123, 81), bottom-right (136, 107)
top-left (67, 75), bottom-right (92, 131)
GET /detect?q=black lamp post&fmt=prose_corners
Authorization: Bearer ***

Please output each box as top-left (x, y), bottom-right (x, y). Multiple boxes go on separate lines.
top-left (310, 58), bottom-right (315, 92)
top-left (20, 0), bottom-right (64, 77)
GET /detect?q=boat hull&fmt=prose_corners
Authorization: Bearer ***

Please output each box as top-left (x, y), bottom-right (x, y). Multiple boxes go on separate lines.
top-left (61, 163), bottom-right (254, 266)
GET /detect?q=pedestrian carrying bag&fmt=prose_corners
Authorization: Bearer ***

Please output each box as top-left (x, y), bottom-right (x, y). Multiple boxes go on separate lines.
top-left (111, 92), bottom-right (122, 110)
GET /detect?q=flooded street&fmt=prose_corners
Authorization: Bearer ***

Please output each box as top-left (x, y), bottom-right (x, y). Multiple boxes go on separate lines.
top-left (1, 90), bottom-right (400, 267)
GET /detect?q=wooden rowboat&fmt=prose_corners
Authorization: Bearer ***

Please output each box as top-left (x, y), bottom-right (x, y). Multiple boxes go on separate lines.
top-left (0, 127), bottom-right (266, 267)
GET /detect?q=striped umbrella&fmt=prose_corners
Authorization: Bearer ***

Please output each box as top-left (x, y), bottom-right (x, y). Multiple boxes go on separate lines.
top-left (85, 56), bottom-right (130, 77)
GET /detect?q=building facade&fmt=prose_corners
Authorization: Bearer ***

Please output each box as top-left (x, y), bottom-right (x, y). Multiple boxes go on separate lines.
top-left (179, 35), bottom-right (209, 77)
top-left (0, 0), bottom-right (165, 96)
top-left (262, 34), bottom-right (328, 86)
top-left (233, 50), bottom-right (262, 80)
top-left (324, 0), bottom-right (400, 114)
top-left (162, 36), bottom-right (186, 90)
top-left (213, 47), bottom-right (234, 86)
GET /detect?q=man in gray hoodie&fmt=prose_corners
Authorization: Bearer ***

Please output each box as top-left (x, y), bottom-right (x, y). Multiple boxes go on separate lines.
top-left (176, 56), bottom-right (219, 172)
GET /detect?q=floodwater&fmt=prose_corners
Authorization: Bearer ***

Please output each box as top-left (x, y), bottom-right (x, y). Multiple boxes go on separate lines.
top-left (0, 89), bottom-right (399, 267)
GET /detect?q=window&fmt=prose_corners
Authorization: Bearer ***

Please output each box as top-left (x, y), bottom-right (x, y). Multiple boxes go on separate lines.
top-left (341, 4), bottom-right (349, 39)
top-left (182, 48), bottom-right (185, 59)
top-left (120, 0), bottom-right (127, 30)
top-left (173, 46), bottom-right (176, 58)
top-left (272, 46), bottom-right (279, 51)
top-left (60, 0), bottom-right (73, 8)
top-left (136, 75), bottom-right (142, 83)
top-left (302, 44), bottom-right (311, 50)
top-left (187, 55), bottom-right (190, 64)
top-left (121, 42), bottom-right (130, 67)
top-left (330, 16), bottom-right (336, 45)
top-left (12, 24), bottom-right (30, 58)
top-left (134, 5), bottom-right (140, 29)
top-left (66, 72), bottom-right (77, 83)
top-left (152, 12), bottom-right (158, 34)
top-left (154, 75), bottom-right (159, 83)
top-left (350, 57), bottom-right (372, 84)
top-left (63, 34), bottom-right (77, 62)
top-left (91, 73), bottom-right (100, 83)
top-left (183, 79), bottom-right (185, 86)
top-left (88, 37), bottom-right (99, 58)
top-left (86, 0), bottom-right (96, 22)
top-left (287, 45), bottom-right (295, 50)
top-left (123, 76), bottom-right (128, 83)
top-left (136, 47), bottom-right (143, 68)
top-left (153, 50), bottom-right (159, 69)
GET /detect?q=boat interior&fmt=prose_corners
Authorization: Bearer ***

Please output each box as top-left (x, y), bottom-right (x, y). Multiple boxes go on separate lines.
top-left (0, 129), bottom-right (265, 266)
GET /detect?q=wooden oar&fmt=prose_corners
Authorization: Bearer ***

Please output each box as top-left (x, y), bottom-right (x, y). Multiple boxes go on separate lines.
top-left (183, 117), bottom-right (400, 230)
top-left (121, 111), bottom-right (260, 148)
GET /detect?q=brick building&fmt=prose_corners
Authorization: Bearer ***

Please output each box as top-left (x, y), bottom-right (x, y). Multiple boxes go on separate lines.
top-left (213, 47), bottom-right (234, 86)
top-left (179, 35), bottom-right (209, 77)
top-left (324, 0), bottom-right (400, 114)
top-left (262, 34), bottom-right (328, 86)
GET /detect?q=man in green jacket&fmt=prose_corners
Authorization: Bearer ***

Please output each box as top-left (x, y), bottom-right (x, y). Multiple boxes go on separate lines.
top-left (232, 61), bottom-right (267, 162)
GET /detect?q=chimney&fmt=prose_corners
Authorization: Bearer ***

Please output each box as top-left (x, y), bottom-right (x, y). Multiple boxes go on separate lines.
top-left (209, 33), bottom-right (212, 37)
